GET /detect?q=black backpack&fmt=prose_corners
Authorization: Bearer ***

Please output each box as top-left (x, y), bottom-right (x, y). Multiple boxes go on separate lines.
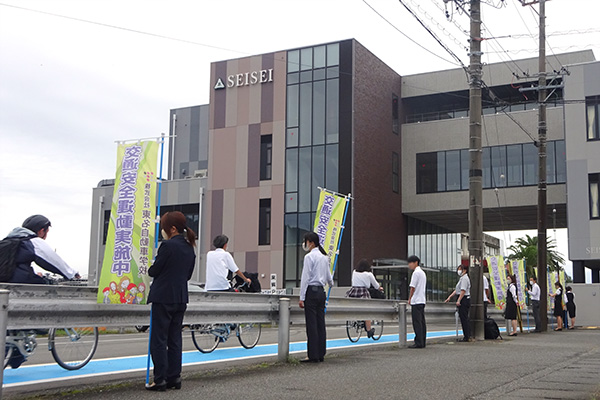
top-left (0, 237), bottom-right (28, 282)
top-left (484, 317), bottom-right (502, 340)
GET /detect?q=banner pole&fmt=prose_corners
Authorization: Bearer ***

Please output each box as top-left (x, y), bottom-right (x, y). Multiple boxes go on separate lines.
top-left (146, 134), bottom-right (166, 386)
top-left (325, 194), bottom-right (351, 312)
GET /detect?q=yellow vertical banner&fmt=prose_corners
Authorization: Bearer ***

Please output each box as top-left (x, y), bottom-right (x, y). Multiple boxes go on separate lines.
top-left (487, 255), bottom-right (507, 310)
top-left (510, 259), bottom-right (527, 310)
top-left (313, 189), bottom-right (348, 273)
top-left (547, 270), bottom-right (557, 311)
top-left (97, 141), bottom-right (159, 304)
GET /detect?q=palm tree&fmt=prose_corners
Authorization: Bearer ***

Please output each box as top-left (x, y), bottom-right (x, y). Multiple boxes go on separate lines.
top-left (506, 234), bottom-right (565, 279)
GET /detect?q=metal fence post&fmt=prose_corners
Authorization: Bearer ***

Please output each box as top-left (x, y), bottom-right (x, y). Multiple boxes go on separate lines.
top-left (278, 298), bottom-right (290, 362)
top-left (0, 289), bottom-right (10, 397)
top-left (398, 302), bottom-right (407, 348)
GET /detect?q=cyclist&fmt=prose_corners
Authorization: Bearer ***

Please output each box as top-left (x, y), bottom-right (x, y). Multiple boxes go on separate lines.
top-left (2, 215), bottom-right (80, 369)
top-left (3, 214), bottom-right (80, 284)
top-left (205, 235), bottom-right (251, 291)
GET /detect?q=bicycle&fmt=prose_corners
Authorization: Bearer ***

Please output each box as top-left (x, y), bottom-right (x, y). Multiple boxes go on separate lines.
top-left (346, 320), bottom-right (384, 342)
top-left (4, 327), bottom-right (99, 370)
top-left (4, 276), bottom-right (99, 370)
top-left (189, 322), bottom-right (261, 353)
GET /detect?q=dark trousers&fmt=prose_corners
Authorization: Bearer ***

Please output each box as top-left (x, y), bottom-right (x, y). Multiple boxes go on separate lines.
top-left (150, 303), bottom-right (187, 383)
top-left (411, 304), bottom-right (427, 347)
top-left (484, 301), bottom-right (489, 319)
top-left (459, 297), bottom-right (471, 340)
top-left (304, 286), bottom-right (327, 361)
top-left (532, 300), bottom-right (541, 331)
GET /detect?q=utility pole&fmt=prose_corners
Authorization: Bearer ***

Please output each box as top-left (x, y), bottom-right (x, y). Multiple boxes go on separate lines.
top-left (467, 0), bottom-right (485, 341)
top-left (536, 0), bottom-right (548, 332)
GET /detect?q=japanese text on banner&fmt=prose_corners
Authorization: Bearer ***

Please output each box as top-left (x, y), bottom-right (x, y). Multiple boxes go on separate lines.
top-left (313, 190), bottom-right (347, 273)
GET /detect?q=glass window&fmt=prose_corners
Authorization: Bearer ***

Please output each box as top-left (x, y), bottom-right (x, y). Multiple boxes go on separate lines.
top-left (300, 47), bottom-right (312, 71)
top-left (327, 43), bottom-right (339, 66)
top-left (300, 70), bottom-right (312, 83)
top-left (326, 66), bottom-right (339, 79)
top-left (523, 143), bottom-right (538, 185)
top-left (286, 84), bottom-right (299, 129)
top-left (587, 102), bottom-right (598, 140)
top-left (490, 146), bottom-right (507, 188)
top-left (287, 72), bottom-right (299, 85)
top-left (506, 144), bottom-right (523, 186)
top-left (284, 214), bottom-right (298, 282)
top-left (546, 141), bottom-right (556, 184)
top-left (555, 140), bottom-right (566, 183)
top-left (314, 46), bottom-right (326, 69)
top-left (313, 68), bottom-right (326, 81)
top-left (437, 152), bottom-right (446, 192)
top-left (326, 79), bottom-right (339, 143)
top-left (326, 144), bottom-right (339, 192)
top-left (286, 128), bottom-right (298, 148)
top-left (312, 146), bottom-right (325, 209)
top-left (392, 152), bottom-right (399, 193)
top-left (313, 81), bottom-right (326, 145)
top-left (416, 152), bottom-right (437, 194)
top-left (590, 174), bottom-right (600, 219)
top-left (287, 50), bottom-right (299, 73)
top-left (286, 193), bottom-right (297, 213)
top-left (298, 147), bottom-right (312, 212)
top-left (299, 83), bottom-right (312, 147)
top-left (446, 150), bottom-right (460, 191)
top-left (260, 135), bottom-right (272, 181)
top-left (259, 199), bottom-right (271, 245)
top-left (392, 94), bottom-right (399, 135)
top-left (482, 147), bottom-right (491, 188)
top-left (460, 149), bottom-right (469, 190)
top-left (285, 148), bottom-right (298, 192)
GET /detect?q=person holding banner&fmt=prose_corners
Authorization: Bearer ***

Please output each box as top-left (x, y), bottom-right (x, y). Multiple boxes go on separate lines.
top-left (526, 276), bottom-right (542, 332)
top-left (505, 274), bottom-right (519, 336)
top-left (299, 231), bottom-right (333, 363)
top-left (146, 212), bottom-right (196, 391)
top-left (445, 265), bottom-right (471, 342)
top-left (550, 281), bottom-right (565, 331)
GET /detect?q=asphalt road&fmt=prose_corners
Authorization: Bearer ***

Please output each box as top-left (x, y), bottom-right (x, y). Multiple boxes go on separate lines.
top-left (4, 326), bottom-right (599, 400)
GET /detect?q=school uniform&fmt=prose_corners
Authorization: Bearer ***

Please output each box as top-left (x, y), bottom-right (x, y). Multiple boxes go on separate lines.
top-left (456, 273), bottom-right (471, 341)
top-left (566, 291), bottom-right (576, 319)
top-left (553, 287), bottom-right (564, 317)
top-left (528, 283), bottom-right (541, 332)
top-left (505, 283), bottom-right (518, 320)
top-left (300, 248), bottom-right (333, 362)
top-left (346, 270), bottom-right (380, 298)
top-left (409, 266), bottom-right (427, 348)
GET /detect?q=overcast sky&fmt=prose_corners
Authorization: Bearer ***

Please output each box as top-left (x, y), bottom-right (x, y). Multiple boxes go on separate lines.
top-left (1, 0), bottom-right (598, 281)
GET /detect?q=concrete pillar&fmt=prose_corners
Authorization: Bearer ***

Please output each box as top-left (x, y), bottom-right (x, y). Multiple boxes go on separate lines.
top-left (572, 261), bottom-right (586, 283)
top-left (278, 298), bottom-right (290, 362)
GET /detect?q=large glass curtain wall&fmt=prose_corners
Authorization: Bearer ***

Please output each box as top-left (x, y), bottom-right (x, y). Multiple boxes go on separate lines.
top-left (407, 217), bottom-right (463, 302)
top-left (284, 43), bottom-right (341, 288)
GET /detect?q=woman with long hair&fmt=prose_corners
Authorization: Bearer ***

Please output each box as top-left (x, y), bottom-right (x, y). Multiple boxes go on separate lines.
top-left (504, 274), bottom-right (519, 336)
top-left (146, 211), bottom-right (196, 391)
top-left (550, 281), bottom-right (565, 331)
top-left (298, 231), bottom-right (333, 363)
top-left (346, 259), bottom-right (383, 338)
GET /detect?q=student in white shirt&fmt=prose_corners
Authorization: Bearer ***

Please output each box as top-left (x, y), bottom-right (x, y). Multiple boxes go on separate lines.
top-left (526, 276), bottom-right (542, 332)
top-left (445, 265), bottom-right (471, 342)
top-left (345, 259), bottom-right (383, 338)
top-left (299, 231), bottom-right (333, 363)
top-left (408, 255), bottom-right (427, 348)
top-left (205, 235), bottom-right (251, 291)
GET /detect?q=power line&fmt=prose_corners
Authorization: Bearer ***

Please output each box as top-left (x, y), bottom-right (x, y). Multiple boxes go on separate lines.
top-left (361, 0), bottom-right (462, 67)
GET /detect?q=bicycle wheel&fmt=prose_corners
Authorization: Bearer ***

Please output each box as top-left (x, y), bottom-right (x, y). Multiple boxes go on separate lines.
top-left (190, 324), bottom-right (219, 353)
top-left (49, 327), bottom-right (98, 370)
top-left (237, 323), bottom-right (261, 349)
top-left (371, 320), bottom-right (384, 340)
top-left (346, 321), bottom-right (362, 342)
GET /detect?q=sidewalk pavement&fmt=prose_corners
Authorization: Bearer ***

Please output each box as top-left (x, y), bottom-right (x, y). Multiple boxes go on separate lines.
top-left (7, 328), bottom-right (600, 400)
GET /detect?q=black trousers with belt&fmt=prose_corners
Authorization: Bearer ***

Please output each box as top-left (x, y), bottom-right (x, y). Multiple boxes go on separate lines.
top-left (150, 303), bottom-right (187, 384)
top-left (304, 285), bottom-right (327, 361)
top-left (459, 297), bottom-right (471, 340)
top-left (531, 299), bottom-right (541, 331)
top-left (411, 304), bottom-right (427, 348)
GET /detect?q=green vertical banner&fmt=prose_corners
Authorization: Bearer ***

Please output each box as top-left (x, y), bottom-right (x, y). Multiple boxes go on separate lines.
top-left (97, 141), bottom-right (159, 304)
top-left (547, 270), bottom-right (557, 311)
top-left (487, 255), bottom-right (507, 310)
top-left (510, 259), bottom-right (527, 310)
top-left (313, 189), bottom-right (347, 273)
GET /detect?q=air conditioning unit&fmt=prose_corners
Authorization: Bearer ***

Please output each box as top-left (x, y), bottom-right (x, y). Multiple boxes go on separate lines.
top-left (193, 169), bottom-right (208, 178)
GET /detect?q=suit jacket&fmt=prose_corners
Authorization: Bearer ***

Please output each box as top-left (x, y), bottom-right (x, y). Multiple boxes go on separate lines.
top-left (147, 234), bottom-right (196, 304)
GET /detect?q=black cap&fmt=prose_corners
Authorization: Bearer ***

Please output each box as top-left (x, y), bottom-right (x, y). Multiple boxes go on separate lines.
top-left (407, 255), bottom-right (420, 264)
top-left (22, 215), bottom-right (51, 232)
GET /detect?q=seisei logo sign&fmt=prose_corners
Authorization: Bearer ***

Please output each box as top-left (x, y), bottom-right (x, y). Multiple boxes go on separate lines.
top-left (214, 68), bottom-right (273, 90)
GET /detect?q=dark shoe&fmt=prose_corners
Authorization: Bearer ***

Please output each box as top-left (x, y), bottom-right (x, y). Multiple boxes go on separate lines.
top-left (319, 358), bottom-right (324, 362)
top-left (166, 378), bottom-right (182, 390)
top-left (408, 344), bottom-right (423, 348)
top-left (366, 328), bottom-right (375, 339)
top-left (460, 337), bottom-right (470, 342)
top-left (145, 382), bottom-right (167, 392)
top-left (554, 328), bottom-right (562, 331)
top-left (8, 353), bottom-right (25, 369)
top-left (508, 333), bottom-right (517, 336)
top-left (300, 358), bottom-right (319, 363)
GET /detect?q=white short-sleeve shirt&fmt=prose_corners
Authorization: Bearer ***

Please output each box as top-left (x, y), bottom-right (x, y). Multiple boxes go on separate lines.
top-left (205, 248), bottom-right (239, 291)
top-left (409, 266), bottom-right (427, 305)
